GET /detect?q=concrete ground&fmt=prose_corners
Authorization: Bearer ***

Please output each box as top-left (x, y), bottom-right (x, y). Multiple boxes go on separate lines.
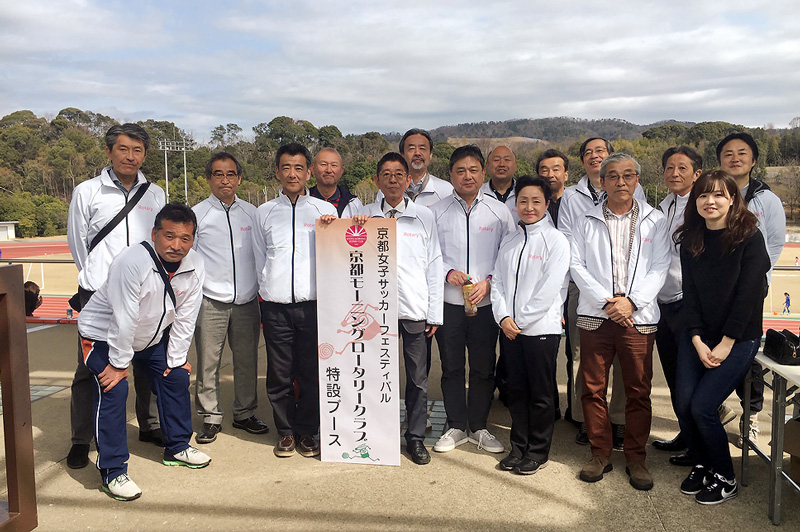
top-left (6, 322), bottom-right (799, 531)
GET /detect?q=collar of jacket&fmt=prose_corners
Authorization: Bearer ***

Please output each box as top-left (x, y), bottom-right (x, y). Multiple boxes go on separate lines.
top-left (100, 166), bottom-right (147, 190)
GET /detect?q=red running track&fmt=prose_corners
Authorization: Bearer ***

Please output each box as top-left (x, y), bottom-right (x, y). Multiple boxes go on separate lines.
top-left (0, 242), bottom-right (71, 259)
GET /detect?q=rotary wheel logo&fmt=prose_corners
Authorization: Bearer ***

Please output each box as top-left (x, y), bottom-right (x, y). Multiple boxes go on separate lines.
top-left (345, 225), bottom-right (367, 247)
top-left (318, 343), bottom-right (334, 359)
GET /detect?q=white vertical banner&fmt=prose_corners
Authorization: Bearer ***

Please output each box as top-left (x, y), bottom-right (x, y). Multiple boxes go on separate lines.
top-left (316, 218), bottom-right (400, 466)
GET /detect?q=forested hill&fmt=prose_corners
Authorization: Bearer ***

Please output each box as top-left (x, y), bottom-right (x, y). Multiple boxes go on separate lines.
top-left (385, 118), bottom-right (694, 144)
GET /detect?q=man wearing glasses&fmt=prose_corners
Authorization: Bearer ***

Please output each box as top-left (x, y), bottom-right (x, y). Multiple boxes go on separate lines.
top-left (559, 138), bottom-right (645, 449)
top-left (570, 152), bottom-right (669, 491)
top-left (192, 152), bottom-right (269, 444)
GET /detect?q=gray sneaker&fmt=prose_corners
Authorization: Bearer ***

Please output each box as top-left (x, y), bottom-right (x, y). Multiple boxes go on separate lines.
top-left (433, 427), bottom-right (469, 452)
top-left (163, 446), bottom-right (211, 468)
top-left (102, 473), bottom-right (142, 501)
top-left (469, 429), bottom-right (505, 453)
top-left (737, 417), bottom-right (759, 448)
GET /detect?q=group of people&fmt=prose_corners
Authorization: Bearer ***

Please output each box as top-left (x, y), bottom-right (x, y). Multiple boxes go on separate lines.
top-left (65, 123), bottom-right (784, 507)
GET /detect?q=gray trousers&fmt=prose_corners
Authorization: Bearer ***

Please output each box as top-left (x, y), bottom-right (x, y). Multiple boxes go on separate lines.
top-left (194, 296), bottom-right (261, 425)
top-left (400, 320), bottom-right (429, 444)
top-left (567, 281), bottom-right (626, 425)
top-left (71, 289), bottom-right (159, 445)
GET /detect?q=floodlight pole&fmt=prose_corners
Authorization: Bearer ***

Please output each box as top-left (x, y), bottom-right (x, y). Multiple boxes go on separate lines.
top-left (158, 138), bottom-right (194, 204)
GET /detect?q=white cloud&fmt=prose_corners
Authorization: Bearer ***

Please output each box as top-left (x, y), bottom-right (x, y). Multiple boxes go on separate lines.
top-left (1, 0), bottom-right (798, 140)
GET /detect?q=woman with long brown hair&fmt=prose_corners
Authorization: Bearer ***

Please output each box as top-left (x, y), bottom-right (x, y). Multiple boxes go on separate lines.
top-left (673, 170), bottom-right (770, 505)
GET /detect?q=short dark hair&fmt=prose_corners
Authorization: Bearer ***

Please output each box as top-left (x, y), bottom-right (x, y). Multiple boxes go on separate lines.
top-left (106, 123), bottom-right (150, 152)
top-left (716, 132), bottom-right (759, 163)
top-left (155, 203), bottom-right (197, 236)
top-left (661, 145), bottom-right (703, 172)
top-left (399, 128), bottom-right (433, 153)
top-left (536, 149), bottom-right (569, 173)
top-left (205, 151), bottom-right (242, 178)
top-left (579, 137), bottom-right (614, 161)
top-left (275, 143), bottom-right (312, 169)
top-left (515, 175), bottom-right (552, 205)
top-left (376, 152), bottom-right (409, 175)
top-left (449, 144), bottom-right (484, 170)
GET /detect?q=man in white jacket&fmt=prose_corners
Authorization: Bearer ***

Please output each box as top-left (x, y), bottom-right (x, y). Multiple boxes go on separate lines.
top-left (480, 145), bottom-right (518, 220)
top-left (716, 132), bottom-right (786, 445)
top-left (400, 128), bottom-right (453, 207)
top-left (354, 152), bottom-right (444, 465)
top-left (78, 204), bottom-right (210, 501)
top-left (558, 138), bottom-right (644, 448)
top-left (67, 123), bottom-right (165, 469)
top-left (253, 143), bottom-right (337, 459)
top-left (430, 145), bottom-right (516, 455)
top-left (652, 146), bottom-right (702, 462)
top-left (570, 153), bottom-right (669, 491)
top-left (192, 152), bottom-right (269, 444)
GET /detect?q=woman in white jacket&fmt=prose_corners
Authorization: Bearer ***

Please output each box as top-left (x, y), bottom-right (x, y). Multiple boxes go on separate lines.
top-left (491, 175), bottom-right (571, 475)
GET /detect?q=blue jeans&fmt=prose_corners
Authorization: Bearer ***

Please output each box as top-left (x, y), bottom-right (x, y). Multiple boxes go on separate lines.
top-left (675, 332), bottom-right (758, 479)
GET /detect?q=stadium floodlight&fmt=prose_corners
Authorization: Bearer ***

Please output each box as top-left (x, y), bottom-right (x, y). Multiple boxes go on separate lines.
top-left (157, 138), bottom-right (194, 203)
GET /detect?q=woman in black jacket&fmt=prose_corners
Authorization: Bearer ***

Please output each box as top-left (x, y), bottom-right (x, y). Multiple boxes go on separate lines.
top-left (673, 170), bottom-right (770, 505)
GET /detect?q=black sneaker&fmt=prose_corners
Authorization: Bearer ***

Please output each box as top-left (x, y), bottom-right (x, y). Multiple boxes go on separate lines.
top-left (195, 423), bottom-right (222, 444)
top-left (499, 454), bottom-right (523, 471)
top-left (612, 423), bottom-right (625, 451)
top-left (575, 423), bottom-right (589, 445)
top-left (67, 443), bottom-right (90, 469)
top-left (514, 458), bottom-right (548, 475)
top-left (695, 473), bottom-right (738, 505)
top-left (680, 465), bottom-right (710, 495)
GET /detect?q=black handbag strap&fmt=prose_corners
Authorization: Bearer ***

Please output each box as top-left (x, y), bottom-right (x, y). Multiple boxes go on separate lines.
top-left (89, 182), bottom-right (151, 252)
top-left (140, 241), bottom-right (176, 308)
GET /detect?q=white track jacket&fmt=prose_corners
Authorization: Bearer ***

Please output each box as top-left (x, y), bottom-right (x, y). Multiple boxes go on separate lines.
top-left (430, 191), bottom-right (516, 307)
top-left (491, 217), bottom-right (570, 336)
top-left (193, 195), bottom-right (259, 304)
top-left (569, 199), bottom-right (670, 325)
top-left (253, 192), bottom-right (336, 304)
top-left (68, 167), bottom-right (165, 291)
top-left (78, 243), bottom-right (204, 369)
top-left (359, 199), bottom-right (444, 325)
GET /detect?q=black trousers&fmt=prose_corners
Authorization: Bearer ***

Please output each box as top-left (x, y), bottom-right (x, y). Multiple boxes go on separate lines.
top-left (261, 301), bottom-right (319, 436)
top-left (400, 320), bottom-right (428, 444)
top-left (504, 333), bottom-right (560, 462)
top-left (435, 303), bottom-right (498, 432)
top-left (655, 299), bottom-right (685, 413)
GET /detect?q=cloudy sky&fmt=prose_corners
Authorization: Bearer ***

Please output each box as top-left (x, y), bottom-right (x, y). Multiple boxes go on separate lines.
top-left (1, 1), bottom-right (798, 142)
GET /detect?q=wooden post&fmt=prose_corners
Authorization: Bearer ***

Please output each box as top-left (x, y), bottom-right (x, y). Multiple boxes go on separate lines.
top-left (0, 264), bottom-right (38, 531)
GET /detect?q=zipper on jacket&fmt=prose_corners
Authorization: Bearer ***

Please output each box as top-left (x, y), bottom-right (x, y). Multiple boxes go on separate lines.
top-left (511, 229), bottom-right (529, 321)
top-left (225, 205), bottom-right (237, 301)
top-left (144, 268), bottom-right (193, 350)
top-left (291, 201), bottom-right (297, 303)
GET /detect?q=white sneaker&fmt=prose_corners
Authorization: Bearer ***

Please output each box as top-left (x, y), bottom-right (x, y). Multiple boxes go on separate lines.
top-left (718, 404), bottom-right (736, 426)
top-left (102, 473), bottom-right (141, 501)
top-left (469, 428), bottom-right (505, 453)
top-left (433, 428), bottom-right (469, 452)
top-left (163, 446), bottom-right (211, 468)
top-left (737, 417), bottom-right (759, 448)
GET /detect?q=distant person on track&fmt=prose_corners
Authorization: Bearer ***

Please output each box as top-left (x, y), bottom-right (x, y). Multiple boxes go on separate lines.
top-left (783, 292), bottom-right (791, 314)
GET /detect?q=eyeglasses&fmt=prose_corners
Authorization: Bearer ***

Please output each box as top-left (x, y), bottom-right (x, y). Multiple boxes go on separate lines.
top-left (604, 172), bottom-right (639, 183)
top-left (583, 148), bottom-right (608, 157)
top-left (211, 171), bottom-right (239, 180)
top-left (379, 171), bottom-right (408, 181)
